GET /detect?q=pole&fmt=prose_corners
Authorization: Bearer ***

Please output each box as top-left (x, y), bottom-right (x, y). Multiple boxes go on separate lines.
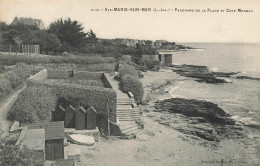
top-left (9, 43), bottom-right (11, 55)
top-left (107, 99), bottom-right (110, 136)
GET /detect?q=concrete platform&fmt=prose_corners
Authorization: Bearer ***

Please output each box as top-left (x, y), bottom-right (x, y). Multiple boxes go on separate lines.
top-left (65, 127), bottom-right (100, 142)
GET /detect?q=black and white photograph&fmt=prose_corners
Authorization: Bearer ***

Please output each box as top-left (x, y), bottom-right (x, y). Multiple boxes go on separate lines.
top-left (0, 0), bottom-right (259, 165)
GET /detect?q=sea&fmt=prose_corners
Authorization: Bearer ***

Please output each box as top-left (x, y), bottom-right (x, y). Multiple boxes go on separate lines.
top-left (167, 43), bottom-right (260, 130)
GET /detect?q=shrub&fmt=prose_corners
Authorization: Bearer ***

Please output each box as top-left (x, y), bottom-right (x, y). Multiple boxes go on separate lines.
top-left (3, 63), bottom-right (30, 89)
top-left (0, 65), bottom-right (4, 74)
top-left (139, 56), bottom-right (160, 71)
top-left (121, 55), bottom-right (132, 64)
top-left (0, 78), bottom-right (12, 99)
top-left (13, 63), bottom-right (31, 80)
top-left (8, 86), bottom-right (57, 123)
top-left (118, 64), bottom-right (138, 78)
top-left (62, 51), bottom-right (70, 56)
top-left (3, 71), bottom-right (22, 89)
top-left (121, 75), bottom-right (144, 102)
top-left (0, 142), bottom-right (40, 166)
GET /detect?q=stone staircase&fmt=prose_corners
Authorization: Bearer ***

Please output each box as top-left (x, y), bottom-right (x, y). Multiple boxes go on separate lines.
top-left (116, 98), bottom-right (140, 121)
top-left (116, 98), bottom-right (141, 136)
top-left (119, 121), bottom-right (141, 136)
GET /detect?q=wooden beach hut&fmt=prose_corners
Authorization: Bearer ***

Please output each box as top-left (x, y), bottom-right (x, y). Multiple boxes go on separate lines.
top-left (65, 105), bottom-right (76, 128)
top-left (75, 106), bottom-right (87, 130)
top-left (21, 121), bottom-right (65, 161)
top-left (53, 105), bottom-right (65, 122)
top-left (86, 106), bottom-right (97, 130)
top-left (45, 121), bottom-right (65, 160)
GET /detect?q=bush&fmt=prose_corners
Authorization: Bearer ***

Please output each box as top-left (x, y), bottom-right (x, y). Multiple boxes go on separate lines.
top-left (8, 86), bottom-right (57, 123)
top-left (121, 55), bottom-right (132, 64)
top-left (120, 75), bottom-right (144, 102)
top-left (3, 63), bottom-right (30, 89)
top-left (3, 71), bottom-right (22, 89)
top-left (0, 142), bottom-right (40, 166)
top-left (14, 63), bottom-right (31, 80)
top-left (118, 64), bottom-right (138, 78)
top-left (0, 65), bottom-right (4, 74)
top-left (0, 78), bottom-right (12, 99)
top-left (62, 51), bottom-right (70, 56)
top-left (139, 56), bottom-right (160, 71)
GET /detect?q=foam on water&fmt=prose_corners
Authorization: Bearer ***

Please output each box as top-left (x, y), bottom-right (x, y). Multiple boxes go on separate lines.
top-left (209, 67), bottom-right (219, 72)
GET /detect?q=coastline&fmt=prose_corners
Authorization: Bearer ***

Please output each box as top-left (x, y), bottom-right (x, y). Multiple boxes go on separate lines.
top-left (140, 68), bottom-right (260, 165)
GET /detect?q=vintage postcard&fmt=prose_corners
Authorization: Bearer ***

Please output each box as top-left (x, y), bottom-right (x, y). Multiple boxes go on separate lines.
top-left (0, 0), bottom-right (259, 165)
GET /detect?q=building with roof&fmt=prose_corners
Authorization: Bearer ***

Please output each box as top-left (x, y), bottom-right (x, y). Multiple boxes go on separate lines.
top-left (20, 121), bottom-right (65, 161)
top-left (12, 17), bottom-right (45, 29)
top-left (15, 127), bottom-right (45, 165)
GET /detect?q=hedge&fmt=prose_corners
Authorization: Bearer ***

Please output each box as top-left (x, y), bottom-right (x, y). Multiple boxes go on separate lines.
top-left (27, 79), bottom-right (117, 122)
top-left (47, 69), bottom-right (73, 79)
top-left (0, 53), bottom-right (115, 66)
top-left (73, 71), bottom-right (103, 80)
top-left (118, 64), bottom-right (138, 78)
top-left (8, 86), bottom-right (57, 123)
top-left (121, 74), bottom-right (144, 102)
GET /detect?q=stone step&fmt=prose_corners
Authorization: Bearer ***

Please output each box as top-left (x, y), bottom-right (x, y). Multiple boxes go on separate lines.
top-left (117, 108), bottom-right (139, 111)
top-left (118, 119), bottom-right (134, 121)
top-left (121, 124), bottom-right (138, 131)
top-left (117, 105), bottom-right (133, 110)
top-left (117, 98), bottom-right (134, 100)
top-left (121, 125), bottom-right (139, 134)
top-left (117, 112), bottom-right (131, 115)
top-left (117, 102), bottom-right (134, 105)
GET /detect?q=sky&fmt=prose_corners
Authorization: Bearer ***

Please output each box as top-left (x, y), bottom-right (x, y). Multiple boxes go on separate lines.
top-left (0, 0), bottom-right (260, 43)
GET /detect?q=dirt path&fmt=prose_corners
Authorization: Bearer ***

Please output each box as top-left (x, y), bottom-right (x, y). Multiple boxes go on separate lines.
top-left (0, 85), bottom-right (26, 138)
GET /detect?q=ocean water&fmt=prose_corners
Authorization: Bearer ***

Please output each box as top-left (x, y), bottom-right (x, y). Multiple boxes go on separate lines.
top-left (168, 43), bottom-right (260, 127)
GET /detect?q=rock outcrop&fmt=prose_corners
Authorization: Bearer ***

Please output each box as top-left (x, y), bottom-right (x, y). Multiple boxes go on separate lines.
top-left (152, 98), bottom-right (246, 142)
top-left (236, 76), bottom-right (260, 80)
top-left (171, 64), bottom-right (238, 84)
top-left (154, 98), bottom-right (235, 125)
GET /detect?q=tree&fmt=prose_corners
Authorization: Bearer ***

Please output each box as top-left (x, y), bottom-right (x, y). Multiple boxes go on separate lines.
top-left (33, 30), bottom-right (61, 54)
top-left (86, 29), bottom-right (97, 44)
top-left (48, 18), bottom-right (87, 48)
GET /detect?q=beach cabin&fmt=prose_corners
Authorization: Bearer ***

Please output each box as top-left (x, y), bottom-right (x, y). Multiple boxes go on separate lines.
top-left (21, 121), bottom-right (65, 161)
top-left (157, 53), bottom-right (172, 65)
top-left (45, 122), bottom-right (65, 160)
top-left (86, 106), bottom-right (97, 130)
top-left (75, 106), bottom-right (87, 130)
top-left (65, 105), bottom-right (76, 128)
top-left (53, 105), bottom-right (65, 122)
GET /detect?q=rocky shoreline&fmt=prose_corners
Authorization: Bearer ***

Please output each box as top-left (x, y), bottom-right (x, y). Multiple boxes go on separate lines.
top-left (171, 64), bottom-right (238, 84)
top-left (152, 98), bottom-right (248, 142)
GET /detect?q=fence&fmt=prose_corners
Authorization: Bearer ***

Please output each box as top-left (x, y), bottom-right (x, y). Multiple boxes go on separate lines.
top-left (0, 44), bottom-right (40, 55)
top-left (22, 44), bottom-right (40, 54)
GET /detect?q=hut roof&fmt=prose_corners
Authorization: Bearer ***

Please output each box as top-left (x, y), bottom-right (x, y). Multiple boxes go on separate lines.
top-left (66, 105), bottom-right (76, 111)
top-left (21, 121), bottom-right (64, 140)
top-left (58, 105), bottom-right (66, 111)
top-left (86, 106), bottom-right (97, 113)
top-left (20, 129), bottom-right (45, 150)
top-left (77, 106), bottom-right (87, 113)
